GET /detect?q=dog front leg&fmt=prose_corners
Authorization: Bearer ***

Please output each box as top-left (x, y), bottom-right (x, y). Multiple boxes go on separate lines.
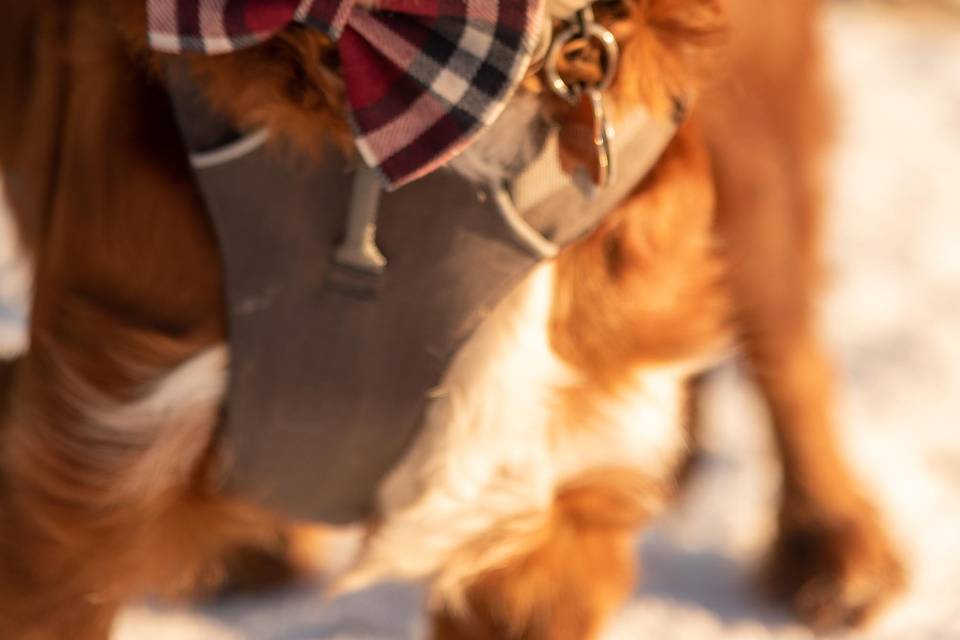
top-left (705, 14), bottom-right (907, 623)
top-left (430, 470), bottom-right (651, 640)
top-left (739, 322), bottom-right (906, 627)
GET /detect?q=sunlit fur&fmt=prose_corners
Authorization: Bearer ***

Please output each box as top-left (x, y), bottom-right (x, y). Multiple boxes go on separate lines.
top-left (0, 0), bottom-right (905, 638)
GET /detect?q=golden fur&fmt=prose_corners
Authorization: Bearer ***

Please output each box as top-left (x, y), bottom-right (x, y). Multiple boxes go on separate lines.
top-left (0, 0), bottom-right (904, 638)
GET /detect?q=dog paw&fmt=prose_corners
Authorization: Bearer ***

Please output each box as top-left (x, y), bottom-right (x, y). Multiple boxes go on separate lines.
top-left (766, 502), bottom-right (906, 630)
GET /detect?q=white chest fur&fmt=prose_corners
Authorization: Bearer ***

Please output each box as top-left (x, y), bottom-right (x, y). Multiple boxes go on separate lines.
top-left (339, 263), bottom-right (695, 593)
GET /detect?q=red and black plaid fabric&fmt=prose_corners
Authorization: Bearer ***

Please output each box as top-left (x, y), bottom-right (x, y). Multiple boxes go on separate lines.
top-left (148, 0), bottom-right (545, 188)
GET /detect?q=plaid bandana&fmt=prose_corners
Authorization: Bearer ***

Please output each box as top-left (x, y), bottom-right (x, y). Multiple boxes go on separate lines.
top-left (148, 0), bottom-right (545, 188)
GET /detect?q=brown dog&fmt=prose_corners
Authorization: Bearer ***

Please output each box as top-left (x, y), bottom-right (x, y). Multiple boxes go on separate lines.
top-left (0, 0), bottom-right (904, 638)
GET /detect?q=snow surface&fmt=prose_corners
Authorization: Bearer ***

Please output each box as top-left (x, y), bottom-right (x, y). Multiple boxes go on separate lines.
top-left (2, 3), bottom-right (959, 638)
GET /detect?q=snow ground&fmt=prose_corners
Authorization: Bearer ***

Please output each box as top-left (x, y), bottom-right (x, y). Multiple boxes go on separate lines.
top-left (2, 2), bottom-right (959, 638)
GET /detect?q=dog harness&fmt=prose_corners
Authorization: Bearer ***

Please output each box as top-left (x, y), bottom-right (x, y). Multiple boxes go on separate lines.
top-left (162, 2), bottom-right (678, 524)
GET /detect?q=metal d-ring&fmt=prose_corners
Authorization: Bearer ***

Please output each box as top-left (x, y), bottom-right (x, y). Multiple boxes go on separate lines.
top-left (543, 8), bottom-right (620, 104)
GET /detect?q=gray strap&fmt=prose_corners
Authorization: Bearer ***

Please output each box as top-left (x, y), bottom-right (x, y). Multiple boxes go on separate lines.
top-left (489, 182), bottom-right (559, 259)
top-left (189, 129), bottom-right (269, 169)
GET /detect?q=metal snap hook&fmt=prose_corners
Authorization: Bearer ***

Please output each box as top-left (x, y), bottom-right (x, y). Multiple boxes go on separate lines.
top-left (587, 88), bottom-right (615, 187)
